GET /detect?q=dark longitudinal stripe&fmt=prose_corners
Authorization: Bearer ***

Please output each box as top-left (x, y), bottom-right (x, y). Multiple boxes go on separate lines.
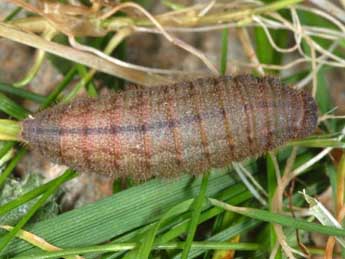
top-left (21, 75), bottom-right (319, 179)
top-left (215, 78), bottom-right (234, 155)
top-left (165, 87), bottom-right (184, 167)
top-left (31, 100), bottom-right (280, 137)
top-left (189, 81), bottom-right (211, 164)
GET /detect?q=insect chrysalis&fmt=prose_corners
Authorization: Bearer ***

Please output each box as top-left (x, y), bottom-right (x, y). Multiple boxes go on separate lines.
top-left (21, 75), bottom-right (318, 180)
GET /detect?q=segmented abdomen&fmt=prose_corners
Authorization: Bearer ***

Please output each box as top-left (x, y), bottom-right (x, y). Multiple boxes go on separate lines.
top-left (21, 75), bottom-right (318, 180)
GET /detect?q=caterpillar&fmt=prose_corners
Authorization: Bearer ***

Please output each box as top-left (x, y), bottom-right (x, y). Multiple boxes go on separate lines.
top-left (20, 75), bottom-right (318, 180)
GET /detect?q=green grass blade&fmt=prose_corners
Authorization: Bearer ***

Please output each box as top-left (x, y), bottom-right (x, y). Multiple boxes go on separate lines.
top-left (156, 184), bottom-right (252, 244)
top-left (181, 173), bottom-right (209, 259)
top-left (0, 147), bottom-right (27, 189)
top-left (134, 199), bottom-right (194, 258)
top-left (104, 184), bottom-right (252, 259)
top-left (255, 27), bottom-right (274, 66)
top-left (174, 219), bottom-right (260, 259)
top-left (0, 120), bottom-right (22, 141)
top-left (62, 66), bottom-right (96, 103)
top-left (2, 170), bottom-right (239, 257)
top-left (10, 241), bottom-right (260, 259)
top-left (289, 138), bottom-right (345, 148)
top-left (41, 66), bottom-right (78, 109)
top-left (76, 64), bottom-right (97, 97)
top-left (0, 141), bottom-right (15, 158)
top-left (266, 153), bottom-right (279, 254)
top-left (0, 82), bottom-right (46, 104)
top-left (0, 169), bottom-right (76, 253)
top-left (0, 93), bottom-right (28, 120)
top-left (209, 199), bottom-right (345, 237)
top-left (220, 28), bottom-right (229, 75)
top-left (4, 7), bottom-right (22, 22)
top-left (0, 172), bottom-right (77, 217)
top-left (161, 0), bottom-right (185, 10)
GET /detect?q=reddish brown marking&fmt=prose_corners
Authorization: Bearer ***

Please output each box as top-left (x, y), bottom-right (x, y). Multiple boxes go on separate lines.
top-left (111, 95), bottom-right (123, 171)
top-left (165, 88), bottom-right (184, 167)
top-left (139, 91), bottom-right (152, 174)
top-left (189, 81), bottom-right (211, 164)
top-left (267, 80), bottom-right (278, 144)
top-left (215, 78), bottom-right (235, 155)
top-left (21, 75), bottom-right (318, 179)
top-left (258, 82), bottom-right (273, 150)
top-left (241, 79), bottom-right (257, 148)
top-left (58, 111), bottom-right (66, 165)
top-left (235, 78), bottom-right (254, 149)
top-left (281, 87), bottom-right (291, 137)
top-left (82, 104), bottom-right (93, 170)
top-left (286, 88), bottom-right (295, 134)
top-left (298, 92), bottom-right (306, 135)
top-left (35, 115), bottom-right (44, 155)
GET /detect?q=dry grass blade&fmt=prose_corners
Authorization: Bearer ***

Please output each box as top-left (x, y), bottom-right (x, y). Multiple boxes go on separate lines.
top-left (0, 22), bottom-right (170, 86)
top-left (0, 225), bottom-right (84, 259)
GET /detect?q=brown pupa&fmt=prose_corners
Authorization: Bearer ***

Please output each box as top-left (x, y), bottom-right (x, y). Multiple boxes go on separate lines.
top-left (21, 75), bottom-right (318, 180)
